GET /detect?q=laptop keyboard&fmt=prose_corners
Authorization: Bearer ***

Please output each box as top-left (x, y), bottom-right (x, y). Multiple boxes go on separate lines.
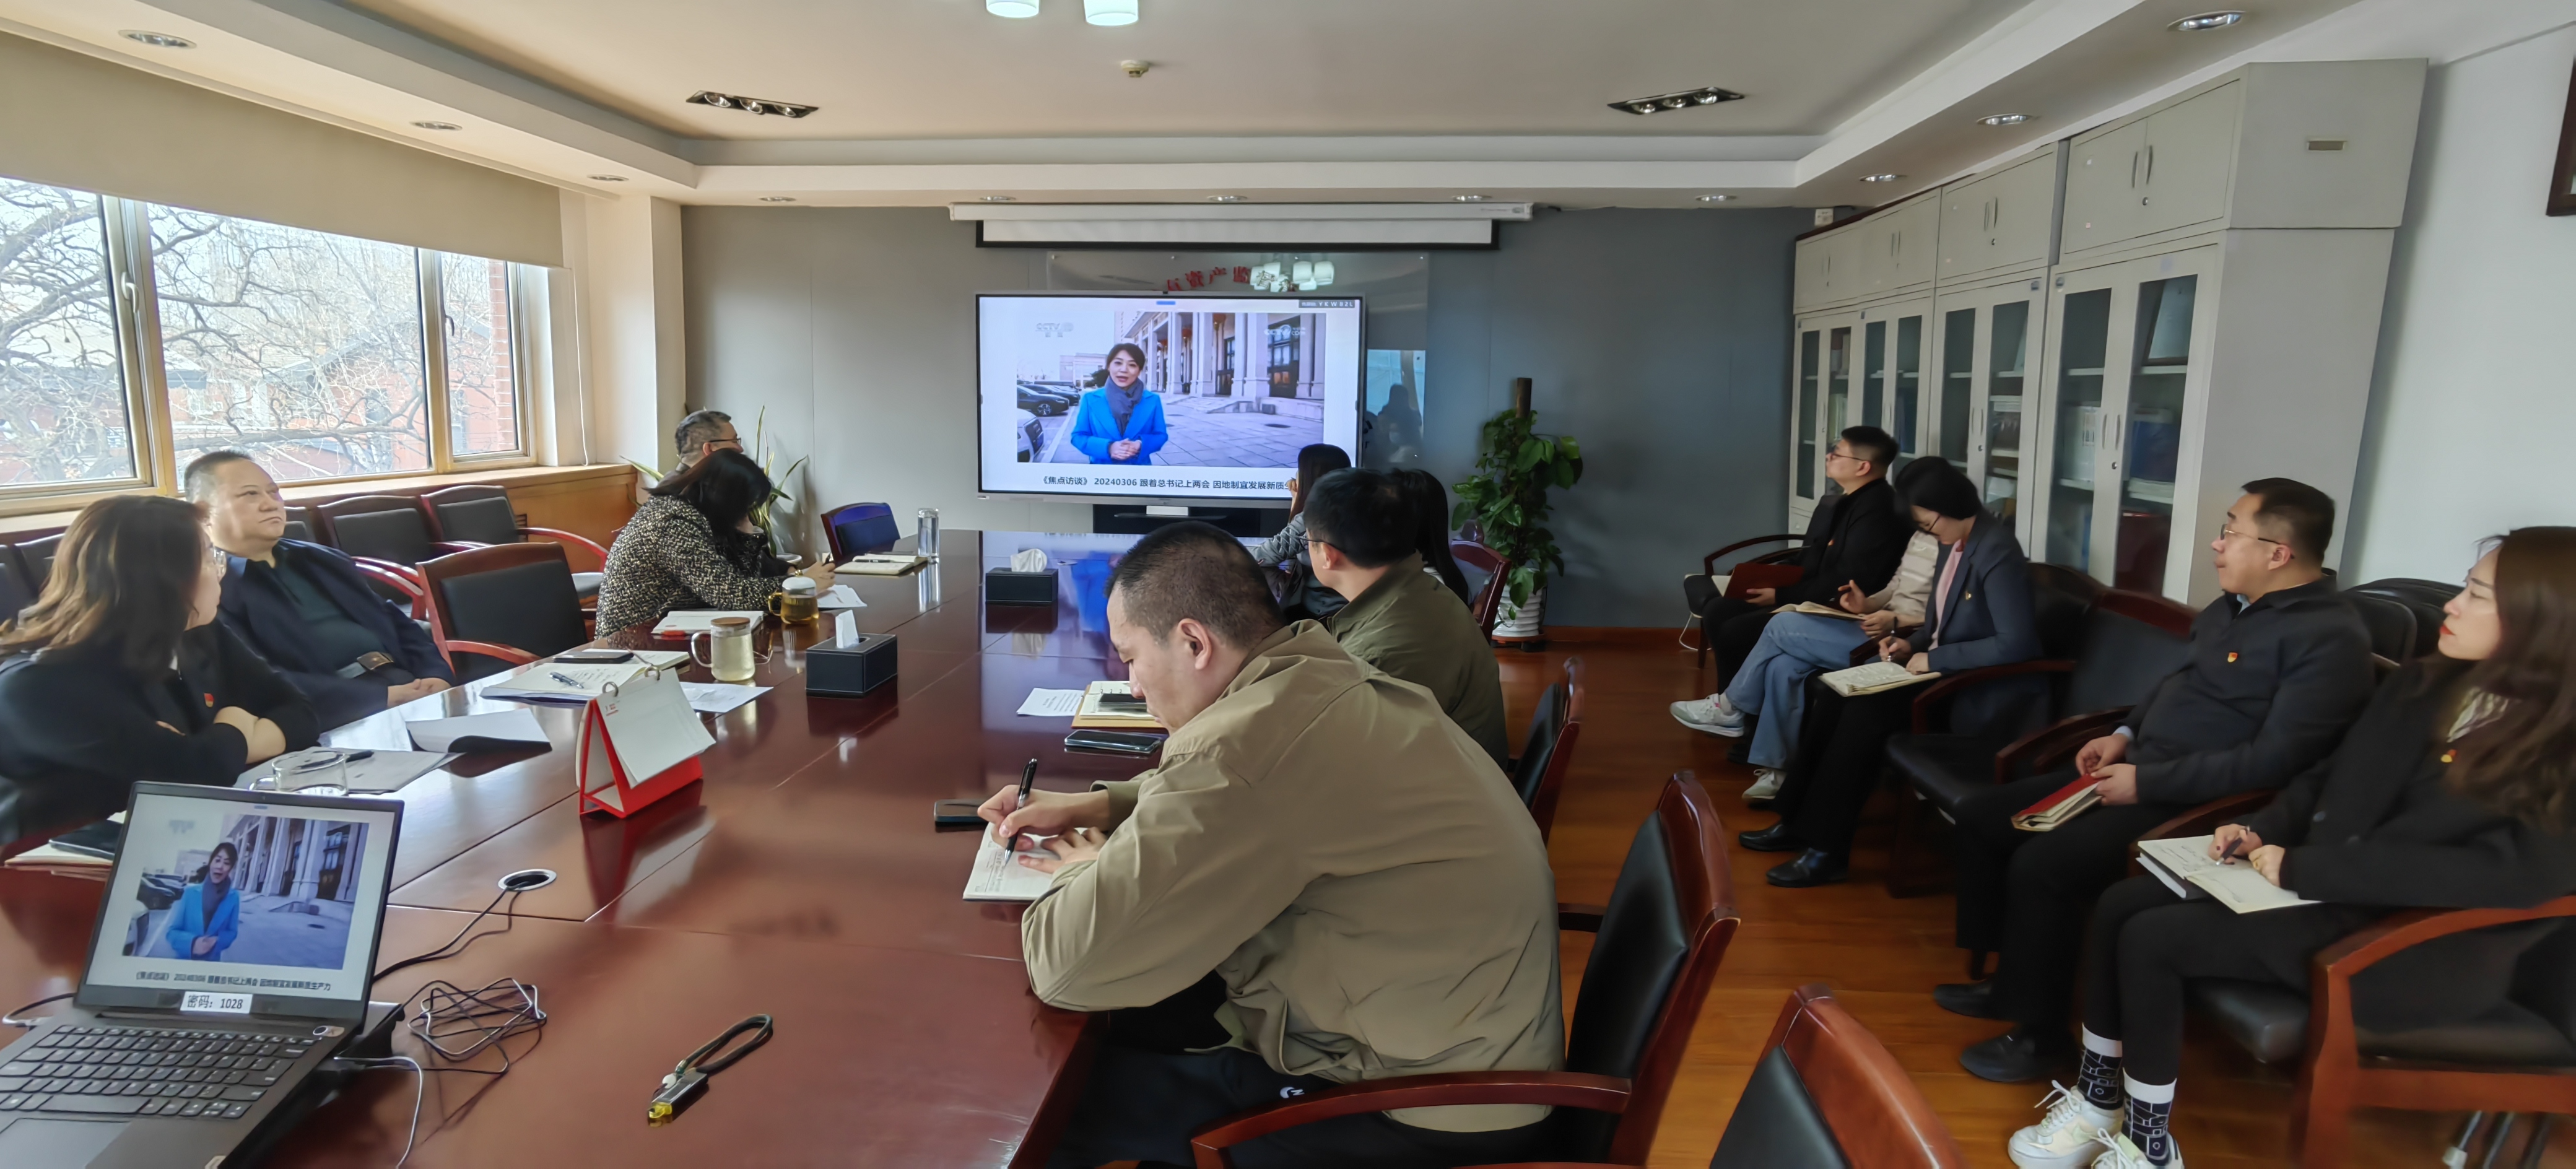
top-left (0, 1025), bottom-right (316, 1121)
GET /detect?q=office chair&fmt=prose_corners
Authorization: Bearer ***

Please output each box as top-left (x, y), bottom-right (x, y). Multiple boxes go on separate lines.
top-left (1509, 657), bottom-right (1585, 843)
top-left (419, 484), bottom-right (610, 604)
top-left (1451, 539), bottom-right (1512, 640)
top-left (417, 543), bottom-right (591, 681)
top-left (822, 502), bottom-right (902, 560)
top-left (14, 534), bottom-right (59, 594)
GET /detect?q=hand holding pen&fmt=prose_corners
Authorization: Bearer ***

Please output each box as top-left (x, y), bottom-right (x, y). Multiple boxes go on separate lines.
top-left (2210, 824), bottom-right (2263, 864)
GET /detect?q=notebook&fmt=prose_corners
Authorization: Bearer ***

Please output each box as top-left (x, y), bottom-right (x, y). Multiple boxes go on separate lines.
top-left (2136, 835), bottom-right (2319, 914)
top-left (962, 831), bottom-right (1061, 902)
top-left (1780, 601), bottom-right (1864, 620)
top-left (652, 610), bottom-right (766, 636)
top-left (836, 554), bottom-right (929, 576)
top-left (1071, 680), bottom-right (1162, 729)
top-left (1819, 659), bottom-right (1941, 697)
top-left (2011, 777), bottom-right (2102, 832)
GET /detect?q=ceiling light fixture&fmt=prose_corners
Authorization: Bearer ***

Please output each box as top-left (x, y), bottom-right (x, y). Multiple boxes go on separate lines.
top-left (1860, 173), bottom-right (1903, 183)
top-left (1696, 194), bottom-right (1734, 203)
top-left (1207, 195), bottom-right (1245, 202)
top-left (1453, 194), bottom-right (1489, 202)
top-left (411, 121), bottom-right (463, 131)
top-left (2169, 11), bottom-right (2244, 31)
top-left (759, 196), bottom-right (796, 203)
top-left (120, 30), bottom-right (194, 49)
top-left (981, 195), bottom-right (1017, 202)
top-left (1084, 0), bottom-right (1139, 25)
top-left (987, 0), bottom-right (1040, 17)
top-left (686, 90), bottom-right (818, 118)
top-left (1978, 113), bottom-right (2031, 126)
top-left (1609, 85), bottom-right (1746, 116)
top-left (588, 175), bottom-right (628, 182)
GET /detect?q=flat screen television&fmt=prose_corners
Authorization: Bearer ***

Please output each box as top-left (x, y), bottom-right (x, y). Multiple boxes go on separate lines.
top-left (976, 292), bottom-right (1363, 501)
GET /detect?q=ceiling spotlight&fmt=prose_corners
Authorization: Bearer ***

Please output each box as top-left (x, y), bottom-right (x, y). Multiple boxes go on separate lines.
top-left (1696, 194), bottom-right (1734, 203)
top-left (2169, 10), bottom-right (2244, 30)
top-left (588, 175), bottom-right (628, 182)
top-left (1978, 113), bottom-right (2031, 126)
top-left (120, 30), bottom-right (194, 49)
top-left (1860, 173), bottom-right (1903, 183)
top-left (1207, 195), bottom-right (1245, 202)
top-left (1084, 0), bottom-right (1139, 25)
top-left (687, 90), bottom-right (817, 118)
top-left (759, 196), bottom-right (796, 203)
top-left (411, 121), bottom-right (463, 131)
top-left (981, 195), bottom-right (1017, 202)
top-left (1453, 194), bottom-right (1489, 202)
top-left (1610, 85), bottom-right (1746, 116)
top-left (987, 0), bottom-right (1039, 15)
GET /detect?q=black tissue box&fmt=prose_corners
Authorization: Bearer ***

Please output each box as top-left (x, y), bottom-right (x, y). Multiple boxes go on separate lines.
top-left (985, 568), bottom-right (1059, 607)
top-left (807, 632), bottom-right (897, 697)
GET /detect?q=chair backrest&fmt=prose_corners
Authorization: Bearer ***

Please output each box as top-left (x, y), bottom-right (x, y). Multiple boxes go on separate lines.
top-left (1511, 658), bottom-right (1584, 841)
top-left (0, 546), bottom-right (33, 623)
top-left (280, 507), bottom-right (316, 545)
top-left (822, 502), bottom-right (900, 560)
top-left (420, 484), bottom-right (523, 545)
top-left (1711, 984), bottom-right (1968, 1169)
top-left (419, 544), bottom-right (589, 680)
top-left (2027, 562), bottom-right (2103, 661)
top-left (15, 534), bottom-right (59, 593)
top-left (2062, 588), bottom-right (2198, 716)
top-left (315, 495), bottom-right (438, 565)
top-left (2348, 577), bottom-right (2450, 659)
top-left (2341, 591), bottom-right (2419, 664)
top-left (1450, 540), bottom-right (1510, 638)
top-left (1561, 771), bottom-right (1739, 1165)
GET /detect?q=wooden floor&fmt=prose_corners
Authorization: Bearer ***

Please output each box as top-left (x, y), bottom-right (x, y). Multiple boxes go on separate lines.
top-left (1506, 633), bottom-right (2567, 1169)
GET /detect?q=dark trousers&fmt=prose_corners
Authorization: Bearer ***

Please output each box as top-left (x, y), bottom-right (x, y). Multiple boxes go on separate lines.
top-left (1772, 685), bottom-right (1913, 859)
top-left (2081, 877), bottom-right (2301, 1086)
top-left (1048, 976), bottom-right (1556, 1169)
top-left (1696, 596), bottom-right (1776, 685)
top-left (1953, 771), bottom-right (2193, 1030)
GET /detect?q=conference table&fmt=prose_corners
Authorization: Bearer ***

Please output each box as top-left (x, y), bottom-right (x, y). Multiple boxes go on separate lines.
top-left (0, 530), bottom-right (1164, 1167)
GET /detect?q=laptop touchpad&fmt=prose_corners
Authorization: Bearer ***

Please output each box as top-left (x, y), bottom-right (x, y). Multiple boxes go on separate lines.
top-left (0, 1117), bottom-right (127, 1165)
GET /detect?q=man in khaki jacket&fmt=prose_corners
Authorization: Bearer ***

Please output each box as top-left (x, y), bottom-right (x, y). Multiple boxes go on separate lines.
top-left (983, 521), bottom-right (1562, 1168)
top-left (1305, 467), bottom-right (1512, 770)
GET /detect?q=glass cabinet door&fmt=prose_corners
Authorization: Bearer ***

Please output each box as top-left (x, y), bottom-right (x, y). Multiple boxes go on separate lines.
top-left (1862, 319), bottom-right (1886, 430)
top-left (1937, 308), bottom-right (1973, 464)
top-left (1795, 328), bottom-right (1821, 503)
top-left (2115, 276), bottom-right (2196, 591)
top-left (2045, 289), bottom-right (2112, 571)
top-left (1930, 277), bottom-right (2047, 546)
top-left (1982, 300), bottom-right (2031, 529)
top-left (1826, 326), bottom-right (1852, 445)
top-left (1892, 314), bottom-right (1922, 466)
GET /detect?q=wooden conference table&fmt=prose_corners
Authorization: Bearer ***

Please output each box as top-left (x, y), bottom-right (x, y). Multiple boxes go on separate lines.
top-left (0, 530), bottom-right (1163, 1167)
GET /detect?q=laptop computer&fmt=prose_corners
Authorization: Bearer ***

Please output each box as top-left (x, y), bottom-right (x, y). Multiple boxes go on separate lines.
top-left (0, 782), bottom-right (402, 1168)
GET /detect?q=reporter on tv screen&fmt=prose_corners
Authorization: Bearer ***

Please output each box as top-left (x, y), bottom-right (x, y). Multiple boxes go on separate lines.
top-left (1069, 342), bottom-right (1170, 466)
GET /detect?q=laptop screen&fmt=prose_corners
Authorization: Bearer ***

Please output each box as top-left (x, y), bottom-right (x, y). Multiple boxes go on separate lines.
top-left (77, 784), bottom-right (402, 1021)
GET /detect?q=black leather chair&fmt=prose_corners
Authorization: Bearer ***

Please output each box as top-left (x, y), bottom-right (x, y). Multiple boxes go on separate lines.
top-left (1684, 533), bottom-right (1804, 667)
top-left (417, 544), bottom-right (591, 681)
top-left (1186, 773), bottom-right (1738, 1168)
top-left (15, 534), bottom-right (59, 593)
top-left (313, 495), bottom-right (470, 612)
top-left (2348, 577), bottom-right (2452, 659)
top-left (280, 507), bottom-right (316, 544)
top-left (1508, 658), bottom-right (1584, 843)
top-left (2340, 589), bottom-right (2418, 664)
top-left (0, 545), bottom-right (35, 621)
top-left (420, 484), bottom-right (609, 604)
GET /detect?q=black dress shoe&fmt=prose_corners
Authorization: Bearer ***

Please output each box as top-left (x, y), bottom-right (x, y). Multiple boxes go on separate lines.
top-left (1959, 1026), bottom-right (2074, 1084)
top-left (1736, 822), bottom-right (1803, 853)
top-left (1934, 979), bottom-right (2004, 1020)
top-left (1764, 849), bottom-right (1847, 888)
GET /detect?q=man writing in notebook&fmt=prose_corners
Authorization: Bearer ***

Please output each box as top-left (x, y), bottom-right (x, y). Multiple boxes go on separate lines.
top-left (981, 521), bottom-right (1563, 1169)
top-left (1940, 479), bottom-right (2374, 1102)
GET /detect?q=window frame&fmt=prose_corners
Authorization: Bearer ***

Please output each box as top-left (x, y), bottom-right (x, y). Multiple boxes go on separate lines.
top-left (0, 185), bottom-right (540, 517)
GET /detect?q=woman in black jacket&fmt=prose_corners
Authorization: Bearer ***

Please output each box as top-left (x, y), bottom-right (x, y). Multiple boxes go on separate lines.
top-left (0, 495), bottom-right (318, 832)
top-left (2010, 527), bottom-right (2576, 1169)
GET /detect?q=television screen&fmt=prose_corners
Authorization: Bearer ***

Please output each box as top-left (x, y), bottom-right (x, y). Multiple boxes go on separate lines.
top-left (977, 293), bottom-right (1363, 500)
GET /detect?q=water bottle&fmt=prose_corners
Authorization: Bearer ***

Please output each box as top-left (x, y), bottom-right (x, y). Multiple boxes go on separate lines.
top-left (917, 508), bottom-right (940, 558)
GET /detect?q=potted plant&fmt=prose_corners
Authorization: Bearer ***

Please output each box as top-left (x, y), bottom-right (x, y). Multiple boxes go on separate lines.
top-left (626, 407), bottom-right (809, 557)
top-left (1452, 378), bottom-right (1582, 644)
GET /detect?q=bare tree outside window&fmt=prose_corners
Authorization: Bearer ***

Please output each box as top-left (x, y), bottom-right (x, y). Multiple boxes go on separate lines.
top-left (151, 210), bottom-right (429, 482)
top-left (440, 253), bottom-right (520, 456)
top-left (0, 178), bottom-right (136, 486)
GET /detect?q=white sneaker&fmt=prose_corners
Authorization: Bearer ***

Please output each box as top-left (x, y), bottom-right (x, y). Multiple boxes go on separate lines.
top-left (1671, 693), bottom-right (1746, 737)
top-left (2089, 1132), bottom-right (2181, 1169)
top-left (2007, 1082), bottom-right (2120, 1169)
top-left (1744, 768), bottom-right (1785, 801)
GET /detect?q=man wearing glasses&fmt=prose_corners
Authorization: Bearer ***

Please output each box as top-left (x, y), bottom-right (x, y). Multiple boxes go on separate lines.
top-left (1936, 478), bottom-right (2375, 1101)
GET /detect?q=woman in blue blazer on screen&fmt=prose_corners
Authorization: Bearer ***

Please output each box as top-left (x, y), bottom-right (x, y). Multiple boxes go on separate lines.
top-left (165, 840), bottom-right (243, 962)
top-left (1068, 343), bottom-right (1168, 466)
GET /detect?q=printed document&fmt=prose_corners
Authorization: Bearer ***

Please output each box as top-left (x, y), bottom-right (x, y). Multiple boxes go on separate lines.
top-left (1016, 689), bottom-right (1086, 717)
top-left (963, 831), bottom-right (1061, 902)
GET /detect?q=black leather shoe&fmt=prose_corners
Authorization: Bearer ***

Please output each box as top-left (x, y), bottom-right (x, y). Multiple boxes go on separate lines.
top-left (1959, 1027), bottom-right (2074, 1084)
top-left (1736, 823), bottom-right (1803, 853)
top-left (1765, 849), bottom-right (1848, 888)
top-left (1934, 980), bottom-right (2004, 1020)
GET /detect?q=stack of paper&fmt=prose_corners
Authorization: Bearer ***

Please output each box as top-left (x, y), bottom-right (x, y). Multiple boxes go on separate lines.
top-left (484, 660), bottom-right (652, 702)
top-left (2136, 835), bottom-right (2318, 914)
top-left (2, 814), bottom-right (123, 881)
top-left (1072, 680), bottom-right (1161, 729)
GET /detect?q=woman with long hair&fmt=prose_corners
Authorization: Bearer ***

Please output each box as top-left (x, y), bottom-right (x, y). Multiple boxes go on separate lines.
top-left (1395, 469), bottom-right (1472, 603)
top-left (2011, 528), bottom-right (2576, 1169)
top-left (595, 449), bottom-right (828, 633)
top-left (165, 840), bottom-right (242, 961)
top-left (1068, 342), bottom-right (1169, 466)
top-left (0, 495), bottom-right (316, 827)
top-left (1245, 443), bottom-right (1355, 620)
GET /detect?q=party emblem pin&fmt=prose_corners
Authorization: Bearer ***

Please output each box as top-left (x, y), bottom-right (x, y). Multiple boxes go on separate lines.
top-left (2227, 651), bottom-right (2239, 663)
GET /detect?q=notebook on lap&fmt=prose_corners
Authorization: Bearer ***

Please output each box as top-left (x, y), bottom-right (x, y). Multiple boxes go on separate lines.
top-left (0, 782), bottom-right (402, 1168)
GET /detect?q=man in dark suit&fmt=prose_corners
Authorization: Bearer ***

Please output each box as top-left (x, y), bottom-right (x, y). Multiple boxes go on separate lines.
top-left (1940, 478), bottom-right (2374, 1085)
top-left (1686, 425), bottom-right (1912, 684)
top-left (186, 452), bottom-right (455, 731)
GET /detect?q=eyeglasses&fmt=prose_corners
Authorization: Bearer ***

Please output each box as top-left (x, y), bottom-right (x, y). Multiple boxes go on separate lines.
top-left (2219, 524), bottom-right (2283, 548)
top-left (1823, 448), bottom-right (1856, 464)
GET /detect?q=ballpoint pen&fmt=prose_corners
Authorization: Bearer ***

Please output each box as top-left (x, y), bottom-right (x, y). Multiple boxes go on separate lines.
top-left (1006, 758), bottom-right (1038, 856)
top-left (550, 671), bottom-right (584, 689)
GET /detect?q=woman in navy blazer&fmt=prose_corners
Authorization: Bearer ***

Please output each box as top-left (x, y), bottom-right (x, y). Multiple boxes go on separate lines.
top-left (1749, 459), bottom-right (2044, 887)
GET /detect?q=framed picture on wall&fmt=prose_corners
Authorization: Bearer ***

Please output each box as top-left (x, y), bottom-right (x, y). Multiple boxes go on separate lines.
top-left (2552, 53), bottom-right (2576, 216)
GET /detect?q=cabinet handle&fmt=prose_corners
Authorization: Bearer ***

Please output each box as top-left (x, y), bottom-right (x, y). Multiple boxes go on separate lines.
top-left (2131, 150), bottom-right (2142, 189)
top-left (2144, 144), bottom-right (2156, 186)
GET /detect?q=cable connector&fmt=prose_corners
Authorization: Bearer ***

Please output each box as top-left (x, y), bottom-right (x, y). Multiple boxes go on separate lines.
top-left (646, 1066), bottom-right (708, 1125)
top-left (643, 1014), bottom-right (772, 1126)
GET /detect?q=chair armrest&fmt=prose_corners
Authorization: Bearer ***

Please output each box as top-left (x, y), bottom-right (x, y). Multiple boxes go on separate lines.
top-left (350, 559), bottom-right (427, 619)
top-left (1459, 1164), bottom-right (1647, 1169)
top-left (428, 541), bottom-right (481, 557)
top-left (1188, 1071), bottom-right (1632, 1168)
top-left (2315, 895), bottom-right (2576, 980)
top-left (2138, 793), bottom-right (2274, 843)
top-left (446, 640), bottom-right (539, 666)
top-left (1908, 659), bottom-right (2073, 734)
top-left (1702, 534), bottom-right (1802, 579)
top-left (520, 526), bottom-right (610, 570)
top-left (1559, 903), bottom-right (1607, 932)
top-left (1998, 707), bottom-right (2131, 781)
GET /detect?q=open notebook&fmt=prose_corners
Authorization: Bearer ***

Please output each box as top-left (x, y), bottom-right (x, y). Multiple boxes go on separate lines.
top-left (2137, 835), bottom-right (2318, 914)
top-left (962, 831), bottom-right (1062, 902)
top-left (1819, 659), bottom-right (1941, 697)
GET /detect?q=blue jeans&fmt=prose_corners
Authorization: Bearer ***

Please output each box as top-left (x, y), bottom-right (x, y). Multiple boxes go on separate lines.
top-left (1722, 613), bottom-right (1871, 769)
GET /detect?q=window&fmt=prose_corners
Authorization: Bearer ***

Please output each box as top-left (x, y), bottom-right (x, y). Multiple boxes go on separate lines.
top-left (0, 175), bottom-right (538, 508)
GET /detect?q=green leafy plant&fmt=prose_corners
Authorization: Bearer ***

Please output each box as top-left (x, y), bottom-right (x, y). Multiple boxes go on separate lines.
top-left (1451, 405), bottom-right (1582, 608)
top-left (625, 406), bottom-right (808, 552)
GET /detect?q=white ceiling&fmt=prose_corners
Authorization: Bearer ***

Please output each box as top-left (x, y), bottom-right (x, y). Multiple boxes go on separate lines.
top-left (0, 0), bottom-right (2523, 211)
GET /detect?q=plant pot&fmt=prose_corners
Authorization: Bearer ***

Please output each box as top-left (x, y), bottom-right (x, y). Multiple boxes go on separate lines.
top-left (1492, 586), bottom-right (1546, 641)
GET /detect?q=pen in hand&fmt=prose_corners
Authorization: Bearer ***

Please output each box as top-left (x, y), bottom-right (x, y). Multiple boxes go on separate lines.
top-left (1006, 758), bottom-right (1039, 856)
top-left (2217, 837), bottom-right (2245, 865)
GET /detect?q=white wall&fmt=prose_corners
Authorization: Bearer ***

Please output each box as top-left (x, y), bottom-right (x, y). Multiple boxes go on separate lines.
top-left (578, 193), bottom-right (690, 476)
top-left (2344, 25), bottom-right (2576, 582)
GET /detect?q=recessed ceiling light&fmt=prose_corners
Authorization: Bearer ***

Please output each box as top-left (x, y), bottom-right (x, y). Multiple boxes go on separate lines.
top-left (686, 90), bottom-right (817, 118)
top-left (1978, 113), bottom-right (2032, 126)
top-left (120, 30), bottom-right (194, 49)
top-left (1609, 85), bottom-right (1746, 116)
top-left (2169, 11), bottom-right (2244, 31)
top-left (1207, 195), bottom-right (1245, 203)
top-left (411, 121), bottom-right (463, 132)
top-left (981, 195), bottom-right (1017, 203)
top-left (587, 175), bottom-right (627, 183)
top-left (1696, 194), bottom-right (1734, 203)
top-left (1453, 194), bottom-right (1489, 202)
top-left (1860, 173), bottom-right (1903, 183)
top-left (1084, 0), bottom-right (1139, 25)
top-left (987, 0), bottom-right (1040, 15)
top-left (759, 196), bottom-right (796, 203)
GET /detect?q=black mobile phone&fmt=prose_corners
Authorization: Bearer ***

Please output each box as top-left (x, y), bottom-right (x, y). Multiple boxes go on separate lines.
top-left (1064, 729), bottom-right (1164, 755)
top-left (933, 799), bottom-right (986, 829)
top-left (555, 649), bottom-right (636, 664)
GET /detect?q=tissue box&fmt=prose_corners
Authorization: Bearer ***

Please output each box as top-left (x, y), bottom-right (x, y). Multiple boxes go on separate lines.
top-left (807, 632), bottom-right (897, 697)
top-left (985, 568), bottom-right (1058, 607)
